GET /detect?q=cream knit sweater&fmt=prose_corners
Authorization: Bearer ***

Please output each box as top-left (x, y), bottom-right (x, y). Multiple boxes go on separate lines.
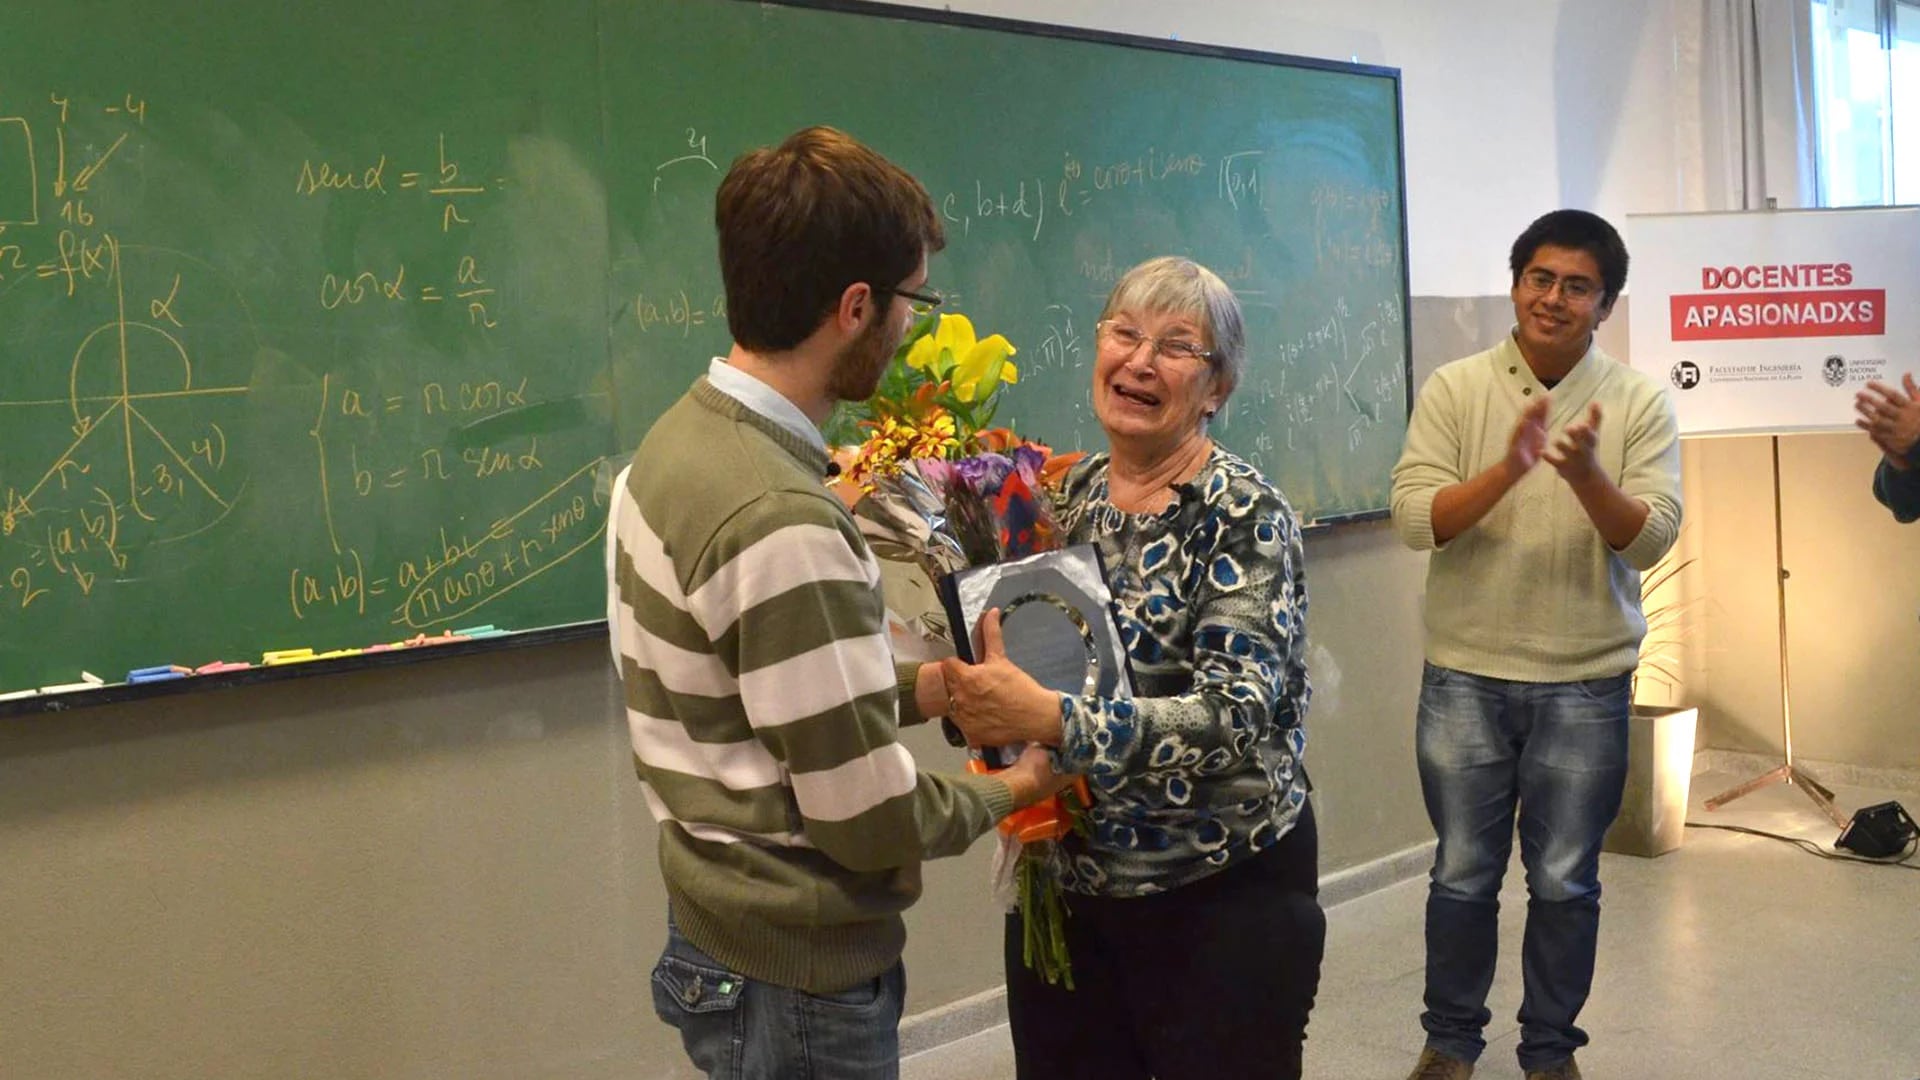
top-left (1390, 334), bottom-right (1683, 682)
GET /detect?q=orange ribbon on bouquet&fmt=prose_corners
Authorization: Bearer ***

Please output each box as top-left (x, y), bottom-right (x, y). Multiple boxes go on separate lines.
top-left (967, 758), bottom-right (1092, 844)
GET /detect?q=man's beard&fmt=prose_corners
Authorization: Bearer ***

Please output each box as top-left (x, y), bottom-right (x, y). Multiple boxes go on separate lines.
top-left (826, 314), bottom-right (895, 403)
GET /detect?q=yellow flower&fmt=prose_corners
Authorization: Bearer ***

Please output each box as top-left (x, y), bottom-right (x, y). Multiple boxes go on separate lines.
top-left (909, 410), bottom-right (961, 459)
top-left (904, 314), bottom-right (1019, 404)
top-left (847, 417), bottom-right (918, 491)
top-left (904, 326), bottom-right (947, 374)
top-left (939, 316), bottom-right (1018, 404)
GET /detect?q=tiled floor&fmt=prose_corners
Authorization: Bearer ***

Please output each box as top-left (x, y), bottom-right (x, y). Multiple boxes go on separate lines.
top-left (903, 767), bottom-right (1920, 1079)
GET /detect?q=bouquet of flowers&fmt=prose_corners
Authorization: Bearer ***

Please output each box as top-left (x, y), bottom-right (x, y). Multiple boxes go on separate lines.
top-left (827, 310), bottom-right (1090, 988)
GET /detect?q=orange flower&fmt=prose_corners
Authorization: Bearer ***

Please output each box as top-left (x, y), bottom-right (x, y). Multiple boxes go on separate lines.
top-left (1039, 450), bottom-right (1086, 489)
top-left (972, 427), bottom-right (1020, 453)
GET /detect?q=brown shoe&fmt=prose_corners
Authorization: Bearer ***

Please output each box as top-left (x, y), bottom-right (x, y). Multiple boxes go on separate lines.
top-left (1525, 1059), bottom-right (1582, 1080)
top-left (1406, 1046), bottom-right (1473, 1080)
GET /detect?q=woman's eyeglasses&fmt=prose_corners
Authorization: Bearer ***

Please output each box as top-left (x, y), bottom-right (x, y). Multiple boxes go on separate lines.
top-left (1096, 320), bottom-right (1215, 364)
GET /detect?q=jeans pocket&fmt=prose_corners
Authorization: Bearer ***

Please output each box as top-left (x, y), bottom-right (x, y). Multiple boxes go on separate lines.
top-left (1420, 662), bottom-right (1453, 689)
top-left (807, 974), bottom-right (886, 1011)
top-left (796, 964), bottom-right (905, 1075)
top-left (652, 954), bottom-right (747, 1078)
top-left (652, 954), bottom-right (746, 1017)
top-left (1569, 672), bottom-right (1630, 705)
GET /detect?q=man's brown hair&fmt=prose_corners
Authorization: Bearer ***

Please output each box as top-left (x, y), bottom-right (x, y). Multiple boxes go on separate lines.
top-left (715, 126), bottom-right (946, 352)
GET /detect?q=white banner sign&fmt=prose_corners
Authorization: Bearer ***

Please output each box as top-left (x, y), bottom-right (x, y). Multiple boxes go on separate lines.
top-left (1626, 207), bottom-right (1920, 437)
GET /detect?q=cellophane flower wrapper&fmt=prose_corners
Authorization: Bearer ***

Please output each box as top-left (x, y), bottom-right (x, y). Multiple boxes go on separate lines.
top-left (848, 451), bottom-right (1090, 989)
top-left (829, 312), bottom-right (1089, 988)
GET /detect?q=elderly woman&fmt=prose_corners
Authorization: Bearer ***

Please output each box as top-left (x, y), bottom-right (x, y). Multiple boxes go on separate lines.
top-left (941, 256), bottom-right (1321, 1080)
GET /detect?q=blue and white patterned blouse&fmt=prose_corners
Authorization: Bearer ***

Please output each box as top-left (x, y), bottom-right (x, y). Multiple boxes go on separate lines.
top-left (1049, 446), bottom-right (1312, 898)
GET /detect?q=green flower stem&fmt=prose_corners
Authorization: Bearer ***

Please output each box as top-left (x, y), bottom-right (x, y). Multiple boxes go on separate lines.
top-left (1016, 839), bottom-right (1076, 990)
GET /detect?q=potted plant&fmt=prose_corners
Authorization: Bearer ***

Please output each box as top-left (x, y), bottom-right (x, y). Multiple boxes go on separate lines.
top-left (1604, 548), bottom-right (1702, 857)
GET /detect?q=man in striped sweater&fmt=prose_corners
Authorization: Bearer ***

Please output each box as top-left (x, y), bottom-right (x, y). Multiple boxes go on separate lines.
top-left (607, 126), bottom-right (1065, 1080)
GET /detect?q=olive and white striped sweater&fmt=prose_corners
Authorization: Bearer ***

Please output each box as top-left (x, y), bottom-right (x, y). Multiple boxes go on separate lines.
top-left (608, 376), bottom-right (1012, 993)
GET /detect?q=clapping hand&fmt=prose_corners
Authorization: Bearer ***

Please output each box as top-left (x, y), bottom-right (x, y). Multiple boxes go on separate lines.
top-left (1855, 374), bottom-right (1920, 470)
top-left (1505, 394), bottom-right (1552, 481)
top-left (1544, 402), bottom-right (1604, 485)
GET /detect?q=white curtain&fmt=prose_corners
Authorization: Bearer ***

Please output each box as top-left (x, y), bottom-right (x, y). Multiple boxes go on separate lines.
top-left (1690, 0), bottom-right (1822, 209)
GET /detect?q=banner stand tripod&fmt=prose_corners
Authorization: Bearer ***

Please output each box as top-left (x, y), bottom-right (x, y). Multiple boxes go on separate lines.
top-left (1702, 435), bottom-right (1846, 828)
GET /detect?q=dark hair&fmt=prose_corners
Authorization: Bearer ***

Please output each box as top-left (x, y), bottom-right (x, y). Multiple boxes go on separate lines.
top-left (1508, 209), bottom-right (1629, 308)
top-left (715, 126), bottom-right (946, 352)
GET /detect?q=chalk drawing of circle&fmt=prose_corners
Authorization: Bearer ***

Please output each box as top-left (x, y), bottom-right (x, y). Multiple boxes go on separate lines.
top-left (64, 315), bottom-right (240, 540)
top-left (68, 318), bottom-right (195, 419)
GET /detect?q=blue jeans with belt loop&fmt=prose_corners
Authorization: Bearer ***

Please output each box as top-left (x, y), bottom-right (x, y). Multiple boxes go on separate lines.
top-left (1414, 662), bottom-right (1630, 1072)
top-left (651, 915), bottom-right (907, 1080)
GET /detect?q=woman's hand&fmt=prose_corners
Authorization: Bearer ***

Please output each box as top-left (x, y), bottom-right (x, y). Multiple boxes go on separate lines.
top-left (940, 608), bottom-right (1066, 747)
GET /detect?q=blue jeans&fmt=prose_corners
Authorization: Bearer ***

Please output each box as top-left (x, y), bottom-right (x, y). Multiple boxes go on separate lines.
top-left (1414, 663), bottom-right (1629, 1072)
top-left (651, 918), bottom-right (906, 1080)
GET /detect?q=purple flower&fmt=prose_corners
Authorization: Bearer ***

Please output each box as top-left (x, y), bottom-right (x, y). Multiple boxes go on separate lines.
top-left (1010, 444), bottom-right (1048, 484)
top-left (954, 452), bottom-right (1015, 491)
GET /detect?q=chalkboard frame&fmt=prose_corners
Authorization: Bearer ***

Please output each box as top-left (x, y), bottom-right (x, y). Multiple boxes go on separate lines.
top-left (754, 0), bottom-right (1415, 529)
top-left (0, 621), bottom-right (605, 719)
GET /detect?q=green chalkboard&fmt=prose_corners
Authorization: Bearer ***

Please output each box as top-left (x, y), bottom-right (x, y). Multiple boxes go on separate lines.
top-left (0, 1), bottom-right (616, 694)
top-left (604, 0), bottom-right (1412, 520)
top-left (0, 0), bottom-right (1409, 697)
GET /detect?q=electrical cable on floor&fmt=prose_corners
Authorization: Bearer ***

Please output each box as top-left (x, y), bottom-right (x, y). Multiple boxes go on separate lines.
top-left (1683, 821), bottom-right (1920, 871)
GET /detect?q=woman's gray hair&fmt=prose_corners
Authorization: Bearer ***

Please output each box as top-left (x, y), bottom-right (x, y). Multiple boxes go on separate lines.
top-left (1099, 255), bottom-right (1246, 401)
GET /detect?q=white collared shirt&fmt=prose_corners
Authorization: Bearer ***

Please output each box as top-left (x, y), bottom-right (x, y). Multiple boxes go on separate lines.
top-left (704, 357), bottom-right (827, 456)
